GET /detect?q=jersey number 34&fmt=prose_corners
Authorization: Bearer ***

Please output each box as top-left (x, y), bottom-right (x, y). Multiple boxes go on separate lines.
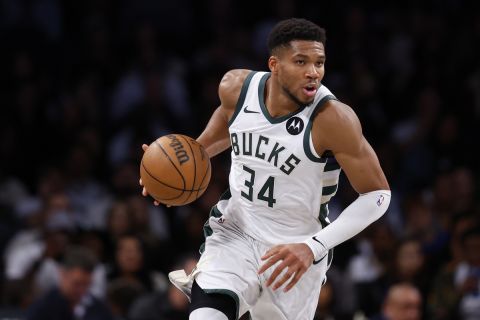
top-left (241, 165), bottom-right (276, 208)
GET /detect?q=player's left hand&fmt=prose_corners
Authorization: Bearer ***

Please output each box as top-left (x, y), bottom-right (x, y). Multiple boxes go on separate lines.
top-left (258, 243), bottom-right (314, 292)
top-left (139, 143), bottom-right (172, 207)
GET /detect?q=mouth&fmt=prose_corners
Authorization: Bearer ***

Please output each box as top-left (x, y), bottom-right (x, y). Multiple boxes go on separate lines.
top-left (302, 84), bottom-right (318, 98)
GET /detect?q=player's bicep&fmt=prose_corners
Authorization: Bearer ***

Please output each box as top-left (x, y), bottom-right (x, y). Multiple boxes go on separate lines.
top-left (196, 69), bottom-right (250, 158)
top-left (196, 106), bottom-right (231, 158)
top-left (334, 137), bottom-right (389, 193)
top-left (318, 101), bottom-right (389, 193)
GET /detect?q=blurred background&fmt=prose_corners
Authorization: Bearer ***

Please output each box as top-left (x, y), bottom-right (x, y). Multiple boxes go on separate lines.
top-left (0, 0), bottom-right (479, 319)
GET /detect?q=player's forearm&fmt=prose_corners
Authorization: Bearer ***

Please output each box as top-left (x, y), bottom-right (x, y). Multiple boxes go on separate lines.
top-left (304, 189), bottom-right (391, 261)
top-left (198, 137), bottom-right (231, 158)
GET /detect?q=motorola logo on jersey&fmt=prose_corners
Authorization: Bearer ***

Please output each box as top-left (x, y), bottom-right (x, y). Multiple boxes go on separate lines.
top-left (286, 117), bottom-right (304, 135)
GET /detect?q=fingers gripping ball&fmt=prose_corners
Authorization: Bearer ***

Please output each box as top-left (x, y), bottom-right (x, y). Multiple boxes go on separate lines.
top-left (140, 134), bottom-right (211, 206)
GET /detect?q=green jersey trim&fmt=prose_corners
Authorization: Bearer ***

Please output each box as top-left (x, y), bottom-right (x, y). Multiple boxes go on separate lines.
top-left (324, 160), bottom-right (341, 172)
top-left (316, 203), bottom-right (334, 268)
top-left (257, 73), bottom-right (308, 124)
top-left (322, 184), bottom-right (338, 196)
top-left (322, 150), bottom-right (341, 172)
top-left (319, 203), bottom-right (329, 228)
top-left (199, 189), bottom-right (232, 254)
top-left (302, 94), bottom-right (337, 162)
top-left (228, 71), bottom-right (257, 127)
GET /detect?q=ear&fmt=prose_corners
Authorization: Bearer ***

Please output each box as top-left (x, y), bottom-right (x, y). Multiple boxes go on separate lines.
top-left (268, 56), bottom-right (279, 74)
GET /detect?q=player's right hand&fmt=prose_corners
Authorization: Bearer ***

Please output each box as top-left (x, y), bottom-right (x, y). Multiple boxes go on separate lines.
top-left (139, 177), bottom-right (160, 206)
top-left (258, 243), bottom-right (314, 292)
top-left (140, 144), bottom-right (161, 206)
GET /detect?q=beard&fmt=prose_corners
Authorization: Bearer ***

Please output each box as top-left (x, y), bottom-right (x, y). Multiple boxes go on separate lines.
top-left (281, 85), bottom-right (315, 108)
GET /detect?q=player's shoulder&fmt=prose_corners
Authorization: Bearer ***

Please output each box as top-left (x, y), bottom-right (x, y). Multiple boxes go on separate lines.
top-left (220, 69), bottom-right (252, 85)
top-left (312, 99), bottom-right (363, 152)
top-left (315, 99), bottom-right (361, 133)
top-left (219, 69), bottom-right (253, 110)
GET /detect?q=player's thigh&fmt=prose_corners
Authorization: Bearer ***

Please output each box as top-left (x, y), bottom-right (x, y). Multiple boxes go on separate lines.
top-left (252, 255), bottom-right (328, 320)
top-left (196, 217), bottom-right (261, 317)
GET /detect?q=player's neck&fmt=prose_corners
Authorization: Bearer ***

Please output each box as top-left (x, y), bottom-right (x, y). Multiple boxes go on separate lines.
top-left (264, 78), bottom-right (300, 118)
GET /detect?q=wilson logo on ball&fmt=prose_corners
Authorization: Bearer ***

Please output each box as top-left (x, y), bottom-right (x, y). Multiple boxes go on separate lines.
top-left (167, 134), bottom-right (190, 165)
top-left (140, 134), bottom-right (211, 206)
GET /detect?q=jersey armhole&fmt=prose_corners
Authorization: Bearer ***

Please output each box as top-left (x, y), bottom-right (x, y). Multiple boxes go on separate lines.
top-left (227, 71), bottom-right (256, 127)
top-left (303, 94), bottom-right (337, 162)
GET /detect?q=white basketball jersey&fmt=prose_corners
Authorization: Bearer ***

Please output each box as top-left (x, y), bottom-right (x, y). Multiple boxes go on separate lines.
top-left (218, 71), bottom-right (341, 245)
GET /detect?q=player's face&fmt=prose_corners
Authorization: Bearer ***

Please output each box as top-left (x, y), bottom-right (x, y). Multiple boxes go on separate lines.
top-left (270, 40), bottom-right (325, 107)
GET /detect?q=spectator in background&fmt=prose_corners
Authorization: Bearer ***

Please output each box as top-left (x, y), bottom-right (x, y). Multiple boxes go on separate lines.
top-left (128, 254), bottom-right (197, 320)
top-left (107, 278), bottom-right (145, 320)
top-left (3, 192), bottom-right (74, 296)
top-left (104, 200), bottom-right (134, 260)
top-left (402, 192), bottom-right (449, 261)
top-left (26, 246), bottom-right (113, 320)
top-left (32, 191), bottom-right (75, 295)
top-left (348, 222), bottom-right (396, 317)
top-left (319, 265), bottom-right (357, 319)
top-left (63, 144), bottom-right (110, 230)
top-left (1, 278), bottom-right (34, 318)
top-left (390, 239), bottom-right (429, 296)
top-left (372, 283), bottom-right (422, 320)
top-left (454, 227), bottom-right (480, 320)
top-left (428, 216), bottom-right (479, 320)
top-left (78, 230), bottom-right (109, 300)
top-left (450, 167), bottom-right (476, 218)
top-left (106, 235), bottom-right (163, 294)
top-left (388, 238), bottom-right (433, 317)
top-left (127, 194), bottom-right (170, 244)
top-left (126, 194), bottom-right (171, 273)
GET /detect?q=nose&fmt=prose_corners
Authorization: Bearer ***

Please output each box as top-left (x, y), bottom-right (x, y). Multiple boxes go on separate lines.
top-left (306, 64), bottom-right (320, 79)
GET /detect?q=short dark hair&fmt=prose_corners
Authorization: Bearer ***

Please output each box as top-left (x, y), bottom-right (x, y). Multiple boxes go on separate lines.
top-left (62, 246), bottom-right (97, 272)
top-left (267, 18), bottom-right (326, 54)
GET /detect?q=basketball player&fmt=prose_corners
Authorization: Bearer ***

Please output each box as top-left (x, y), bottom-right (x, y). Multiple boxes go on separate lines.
top-left (140, 18), bottom-right (390, 320)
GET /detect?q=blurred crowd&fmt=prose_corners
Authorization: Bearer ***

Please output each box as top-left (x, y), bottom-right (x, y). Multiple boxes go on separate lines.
top-left (0, 0), bottom-right (479, 319)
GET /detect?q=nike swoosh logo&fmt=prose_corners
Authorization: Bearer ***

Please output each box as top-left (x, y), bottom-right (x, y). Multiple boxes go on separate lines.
top-left (244, 106), bottom-right (260, 114)
top-left (312, 236), bottom-right (323, 244)
top-left (312, 236), bottom-right (328, 265)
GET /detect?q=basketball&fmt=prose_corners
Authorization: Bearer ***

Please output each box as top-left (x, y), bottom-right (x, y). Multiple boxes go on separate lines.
top-left (140, 134), bottom-right (211, 206)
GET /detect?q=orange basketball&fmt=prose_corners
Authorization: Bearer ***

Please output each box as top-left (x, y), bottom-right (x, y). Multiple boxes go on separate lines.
top-left (140, 134), bottom-right (211, 206)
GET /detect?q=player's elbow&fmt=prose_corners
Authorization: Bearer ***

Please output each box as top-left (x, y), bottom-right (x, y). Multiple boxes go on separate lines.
top-left (371, 189), bottom-right (391, 221)
top-left (358, 189), bottom-right (391, 223)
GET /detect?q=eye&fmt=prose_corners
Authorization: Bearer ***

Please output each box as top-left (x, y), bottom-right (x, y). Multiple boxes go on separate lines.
top-left (316, 61), bottom-right (324, 67)
top-left (295, 60), bottom-right (305, 65)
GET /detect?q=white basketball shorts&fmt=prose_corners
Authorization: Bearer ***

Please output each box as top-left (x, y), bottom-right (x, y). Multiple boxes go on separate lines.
top-left (170, 215), bottom-right (329, 320)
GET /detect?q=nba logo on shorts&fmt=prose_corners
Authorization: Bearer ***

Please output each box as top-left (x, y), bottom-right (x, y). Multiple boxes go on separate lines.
top-left (377, 195), bottom-right (384, 206)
